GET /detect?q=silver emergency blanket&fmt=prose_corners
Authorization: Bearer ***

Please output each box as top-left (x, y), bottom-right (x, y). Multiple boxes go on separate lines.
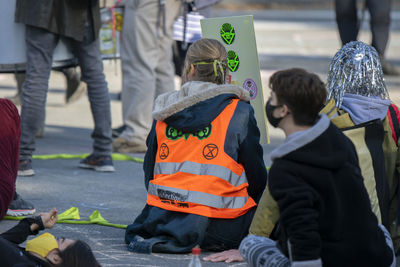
top-left (327, 41), bottom-right (388, 108)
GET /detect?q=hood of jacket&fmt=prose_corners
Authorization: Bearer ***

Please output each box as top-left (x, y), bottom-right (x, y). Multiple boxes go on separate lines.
top-left (341, 93), bottom-right (390, 125)
top-left (152, 81), bottom-right (250, 132)
top-left (270, 114), bottom-right (349, 170)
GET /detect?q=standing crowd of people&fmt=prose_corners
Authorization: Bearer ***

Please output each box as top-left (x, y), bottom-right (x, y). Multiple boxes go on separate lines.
top-left (1, 0), bottom-right (400, 266)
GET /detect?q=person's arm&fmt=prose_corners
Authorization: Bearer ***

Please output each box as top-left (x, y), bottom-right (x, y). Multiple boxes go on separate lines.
top-left (269, 162), bottom-right (322, 262)
top-left (143, 120), bottom-right (158, 190)
top-left (0, 208), bottom-right (57, 244)
top-left (203, 249), bottom-right (243, 263)
top-left (237, 104), bottom-right (267, 203)
top-left (0, 218), bottom-right (42, 244)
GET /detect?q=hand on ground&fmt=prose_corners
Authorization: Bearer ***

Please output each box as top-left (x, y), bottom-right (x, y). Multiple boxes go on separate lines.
top-left (203, 249), bottom-right (244, 263)
top-left (39, 208), bottom-right (58, 229)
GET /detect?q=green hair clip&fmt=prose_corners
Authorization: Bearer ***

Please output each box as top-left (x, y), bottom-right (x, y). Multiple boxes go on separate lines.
top-left (192, 59), bottom-right (225, 82)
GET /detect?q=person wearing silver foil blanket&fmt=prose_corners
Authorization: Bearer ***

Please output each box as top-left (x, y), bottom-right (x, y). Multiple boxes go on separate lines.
top-left (321, 40), bottom-right (400, 253)
top-left (334, 0), bottom-right (399, 75)
top-left (239, 68), bottom-right (395, 267)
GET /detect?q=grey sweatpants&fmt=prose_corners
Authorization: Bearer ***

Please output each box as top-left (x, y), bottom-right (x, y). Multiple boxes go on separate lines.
top-left (120, 0), bottom-right (180, 144)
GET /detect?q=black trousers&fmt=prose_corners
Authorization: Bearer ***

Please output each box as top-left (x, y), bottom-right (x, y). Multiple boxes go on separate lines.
top-left (335, 0), bottom-right (392, 56)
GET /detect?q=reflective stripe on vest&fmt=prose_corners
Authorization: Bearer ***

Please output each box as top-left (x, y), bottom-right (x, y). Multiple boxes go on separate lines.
top-left (147, 98), bottom-right (256, 219)
top-left (148, 183), bottom-right (249, 209)
top-left (154, 161), bottom-right (248, 187)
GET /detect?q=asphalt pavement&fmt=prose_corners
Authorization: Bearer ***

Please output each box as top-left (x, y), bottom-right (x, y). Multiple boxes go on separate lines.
top-left (1, 8), bottom-right (400, 267)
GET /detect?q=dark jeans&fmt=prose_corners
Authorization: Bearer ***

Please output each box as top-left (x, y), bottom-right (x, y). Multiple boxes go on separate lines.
top-left (20, 25), bottom-right (112, 160)
top-left (335, 0), bottom-right (392, 56)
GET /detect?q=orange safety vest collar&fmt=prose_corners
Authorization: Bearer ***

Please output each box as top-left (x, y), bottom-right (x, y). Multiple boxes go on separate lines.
top-left (147, 99), bottom-right (256, 219)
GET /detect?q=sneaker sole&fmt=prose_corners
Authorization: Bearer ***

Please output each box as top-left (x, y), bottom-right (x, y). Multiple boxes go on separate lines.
top-left (18, 169), bottom-right (35, 176)
top-left (79, 164), bottom-right (115, 172)
top-left (6, 208), bottom-right (36, 216)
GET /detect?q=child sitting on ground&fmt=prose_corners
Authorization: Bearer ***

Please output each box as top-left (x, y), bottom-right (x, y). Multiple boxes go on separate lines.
top-left (125, 38), bottom-right (267, 253)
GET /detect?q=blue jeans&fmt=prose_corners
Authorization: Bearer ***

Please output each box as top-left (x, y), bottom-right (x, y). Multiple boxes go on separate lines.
top-left (20, 25), bottom-right (112, 160)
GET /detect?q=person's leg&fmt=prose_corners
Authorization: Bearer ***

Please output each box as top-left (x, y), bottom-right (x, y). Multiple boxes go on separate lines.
top-left (19, 25), bottom-right (58, 176)
top-left (367, 0), bottom-right (398, 75)
top-left (125, 205), bottom-right (208, 253)
top-left (201, 208), bottom-right (255, 251)
top-left (154, 0), bottom-right (180, 97)
top-left (12, 73), bottom-right (46, 138)
top-left (67, 33), bottom-right (114, 171)
top-left (0, 99), bottom-right (19, 219)
top-left (117, 0), bottom-right (159, 152)
top-left (115, 0), bottom-right (179, 153)
top-left (335, 0), bottom-right (358, 46)
top-left (1, 98), bottom-right (35, 217)
top-left (367, 0), bottom-right (391, 56)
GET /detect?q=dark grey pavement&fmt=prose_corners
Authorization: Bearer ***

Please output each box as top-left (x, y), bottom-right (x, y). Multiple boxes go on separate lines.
top-left (1, 7), bottom-right (400, 267)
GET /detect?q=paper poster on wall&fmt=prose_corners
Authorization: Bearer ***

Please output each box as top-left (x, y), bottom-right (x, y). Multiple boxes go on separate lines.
top-left (201, 15), bottom-right (269, 144)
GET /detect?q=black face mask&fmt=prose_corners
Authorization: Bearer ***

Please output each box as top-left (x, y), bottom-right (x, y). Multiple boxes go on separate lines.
top-left (266, 99), bottom-right (283, 128)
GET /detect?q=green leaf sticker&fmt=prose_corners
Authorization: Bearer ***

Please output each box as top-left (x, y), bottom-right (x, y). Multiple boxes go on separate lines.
top-left (227, 50), bottom-right (240, 72)
top-left (220, 23), bottom-right (235, 45)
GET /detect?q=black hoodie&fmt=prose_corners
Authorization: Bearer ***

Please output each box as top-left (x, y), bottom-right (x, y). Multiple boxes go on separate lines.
top-left (269, 115), bottom-right (393, 267)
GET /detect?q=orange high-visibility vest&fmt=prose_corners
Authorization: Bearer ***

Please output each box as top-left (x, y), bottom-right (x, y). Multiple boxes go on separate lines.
top-left (147, 99), bottom-right (256, 219)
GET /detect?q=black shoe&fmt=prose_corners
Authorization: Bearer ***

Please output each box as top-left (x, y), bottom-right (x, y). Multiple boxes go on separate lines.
top-left (79, 154), bottom-right (115, 172)
top-left (18, 159), bottom-right (35, 176)
top-left (7, 193), bottom-right (36, 216)
top-left (112, 125), bottom-right (126, 138)
top-left (381, 58), bottom-right (400, 76)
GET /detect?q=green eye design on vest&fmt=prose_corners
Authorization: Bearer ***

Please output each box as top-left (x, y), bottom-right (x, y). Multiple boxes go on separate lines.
top-left (166, 127), bottom-right (183, 140)
top-left (227, 50), bottom-right (239, 72)
top-left (192, 124), bottom-right (212, 140)
top-left (165, 124), bottom-right (212, 141)
top-left (220, 23), bottom-right (235, 45)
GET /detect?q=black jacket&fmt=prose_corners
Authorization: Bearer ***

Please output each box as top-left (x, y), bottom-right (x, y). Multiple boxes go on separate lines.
top-left (0, 218), bottom-right (50, 267)
top-left (269, 115), bottom-right (393, 267)
top-left (15, 0), bottom-right (101, 41)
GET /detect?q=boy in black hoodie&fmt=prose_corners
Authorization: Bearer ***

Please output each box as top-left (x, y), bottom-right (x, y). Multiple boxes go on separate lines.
top-left (239, 68), bottom-right (395, 267)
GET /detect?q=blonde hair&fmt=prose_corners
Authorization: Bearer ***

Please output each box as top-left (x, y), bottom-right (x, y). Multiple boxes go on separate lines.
top-left (182, 38), bottom-right (228, 85)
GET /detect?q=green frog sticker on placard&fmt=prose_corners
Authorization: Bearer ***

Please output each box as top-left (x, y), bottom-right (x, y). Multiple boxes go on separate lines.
top-left (220, 23), bottom-right (235, 45)
top-left (227, 50), bottom-right (240, 72)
